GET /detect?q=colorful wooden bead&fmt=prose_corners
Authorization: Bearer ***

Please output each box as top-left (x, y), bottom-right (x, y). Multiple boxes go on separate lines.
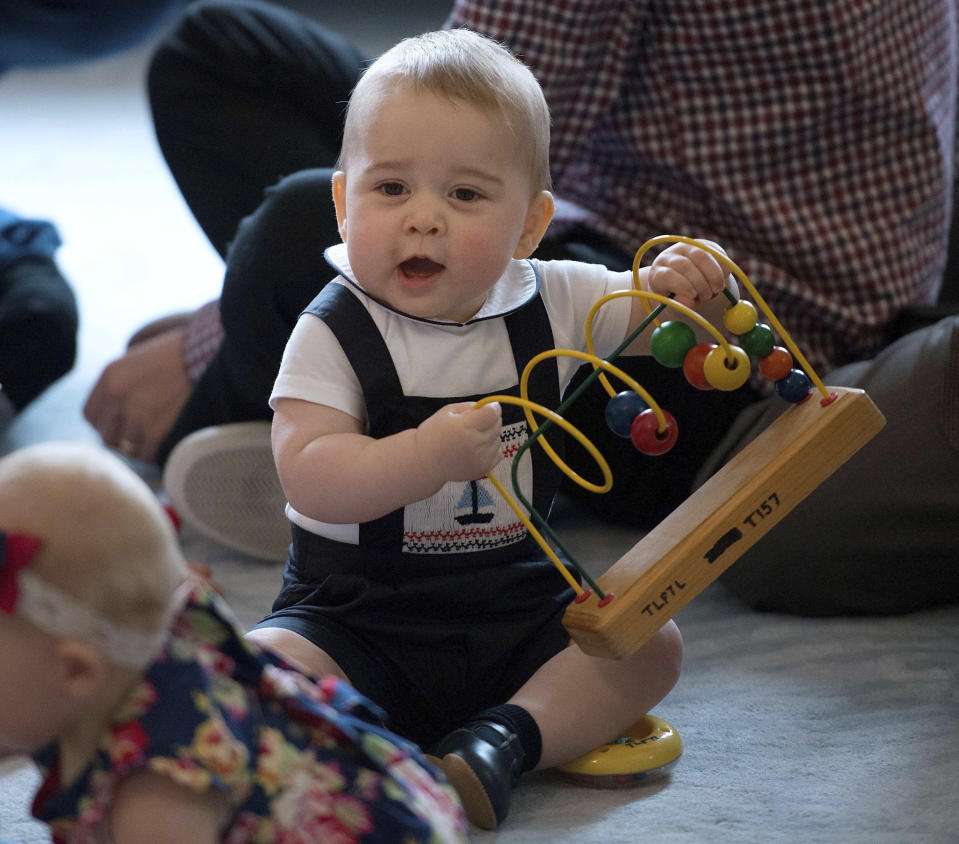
top-left (682, 343), bottom-right (717, 391)
top-left (723, 300), bottom-right (758, 335)
top-left (739, 323), bottom-right (775, 358)
top-left (630, 409), bottom-right (679, 455)
top-left (776, 369), bottom-right (812, 402)
top-left (650, 321), bottom-right (696, 368)
top-left (605, 390), bottom-right (648, 438)
top-left (758, 346), bottom-right (793, 381)
top-left (702, 344), bottom-right (751, 391)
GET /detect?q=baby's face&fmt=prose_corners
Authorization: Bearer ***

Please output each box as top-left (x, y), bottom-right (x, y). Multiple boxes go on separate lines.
top-left (0, 614), bottom-right (64, 758)
top-left (333, 84), bottom-right (551, 323)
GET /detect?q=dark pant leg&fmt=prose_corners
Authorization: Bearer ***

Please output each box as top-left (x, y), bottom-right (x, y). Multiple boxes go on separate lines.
top-left (0, 0), bottom-right (184, 69)
top-left (148, 0), bottom-right (367, 461)
top-left (157, 168), bottom-right (337, 462)
top-left (0, 258), bottom-right (77, 411)
top-left (147, 0), bottom-right (367, 255)
top-left (0, 213), bottom-right (77, 411)
top-left (716, 316), bottom-right (959, 615)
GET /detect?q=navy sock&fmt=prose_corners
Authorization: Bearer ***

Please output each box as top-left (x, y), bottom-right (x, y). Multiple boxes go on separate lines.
top-left (467, 703), bottom-right (542, 773)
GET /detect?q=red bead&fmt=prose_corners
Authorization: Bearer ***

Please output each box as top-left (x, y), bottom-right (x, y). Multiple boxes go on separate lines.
top-left (683, 343), bottom-right (717, 390)
top-left (758, 346), bottom-right (793, 381)
top-left (630, 409), bottom-right (679, 455)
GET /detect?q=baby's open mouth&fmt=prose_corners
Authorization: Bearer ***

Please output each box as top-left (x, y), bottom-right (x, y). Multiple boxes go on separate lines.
top-left (399, 257), bottom-right (444, 277)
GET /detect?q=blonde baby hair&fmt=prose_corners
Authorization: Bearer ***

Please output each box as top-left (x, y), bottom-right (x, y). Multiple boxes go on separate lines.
top-left (340, 28), bottom-right (552, 192)
top-left (0, 442), bottom-right (186, 642)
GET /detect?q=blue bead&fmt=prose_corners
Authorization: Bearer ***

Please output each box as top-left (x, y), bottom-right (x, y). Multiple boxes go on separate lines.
top-left (606, 390), bottom-right (648, 438)
top-left (776, 369), bottom-right (812, 403)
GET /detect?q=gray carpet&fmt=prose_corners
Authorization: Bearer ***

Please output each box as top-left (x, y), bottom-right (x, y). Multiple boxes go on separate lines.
top-left (2, 4), bottom-right (958, 841)
top-left (3, 507), bottom-right (958, 842)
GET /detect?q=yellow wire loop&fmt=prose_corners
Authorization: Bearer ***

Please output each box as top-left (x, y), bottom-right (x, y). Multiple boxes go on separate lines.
top-left (521, 348), bottom-right (671, 456)
top-left (474, 393), bottom-right (600, 595)
top-left (632, 235), bottom-right (830, 400)
top-left (473, 346), bottom-right (678, 596)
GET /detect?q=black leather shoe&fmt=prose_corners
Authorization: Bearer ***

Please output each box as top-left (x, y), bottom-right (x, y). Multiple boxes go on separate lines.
top-left (432, 721), bottom-right (526, 830)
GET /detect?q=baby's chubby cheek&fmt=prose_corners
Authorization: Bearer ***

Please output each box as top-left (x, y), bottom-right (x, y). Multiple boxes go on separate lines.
top-left (457, 232), bottom-right (513, 278)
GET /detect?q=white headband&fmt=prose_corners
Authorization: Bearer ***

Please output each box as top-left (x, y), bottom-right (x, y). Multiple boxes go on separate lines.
top-left (15, 571), bottom-right (180, 669)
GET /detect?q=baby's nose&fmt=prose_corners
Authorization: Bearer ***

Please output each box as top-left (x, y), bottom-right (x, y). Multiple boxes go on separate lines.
top-left (405, 197), bottom-right (445, 235)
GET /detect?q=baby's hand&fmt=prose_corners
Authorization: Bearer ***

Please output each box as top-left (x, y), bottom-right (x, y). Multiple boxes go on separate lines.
top-left (647, 240), bottom-right (728, 310)
top-left (416, 401), bottom-right (503, 484)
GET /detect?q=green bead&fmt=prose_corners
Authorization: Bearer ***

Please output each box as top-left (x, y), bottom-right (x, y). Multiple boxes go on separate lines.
top-left (650, 321), bottom-right (697, 368)
top-left (740, 323), bottom-right (775, 358)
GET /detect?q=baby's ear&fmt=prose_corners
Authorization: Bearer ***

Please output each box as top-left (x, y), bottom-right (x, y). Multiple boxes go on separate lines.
top-left (53, 638), bottom-right (108, 699)
top-left (332, 171), bottom-right (348, 241)
top-left (514, 191), bottom-right (555, 259)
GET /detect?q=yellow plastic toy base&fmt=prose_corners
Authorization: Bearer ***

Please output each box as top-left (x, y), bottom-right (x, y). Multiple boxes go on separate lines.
top-left (556, 715), bottom-right (682, 789)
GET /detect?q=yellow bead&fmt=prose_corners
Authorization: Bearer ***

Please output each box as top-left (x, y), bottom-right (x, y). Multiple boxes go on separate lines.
top-left (723, 300), bottom-right (758, 335)
top-left (703, 345), bottom-right (751, 391)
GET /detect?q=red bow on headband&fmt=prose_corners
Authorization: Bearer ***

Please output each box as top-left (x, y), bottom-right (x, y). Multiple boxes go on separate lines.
top-left (0, 530), bottom-right (43, 613)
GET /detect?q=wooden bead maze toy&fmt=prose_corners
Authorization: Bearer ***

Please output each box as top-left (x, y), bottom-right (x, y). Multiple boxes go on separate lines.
top-left (475, 236), bottom-right (886, 660)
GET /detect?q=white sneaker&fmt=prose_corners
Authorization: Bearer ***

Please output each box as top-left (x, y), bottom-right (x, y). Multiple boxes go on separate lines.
top-left (163, 422), bottom-right (290, 561)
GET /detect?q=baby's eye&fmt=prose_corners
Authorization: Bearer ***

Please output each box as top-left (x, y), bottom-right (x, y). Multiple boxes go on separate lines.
top-left (378, 182), bottom-right (407, 196)
top-left (451, 187), bottom-right (481, 202)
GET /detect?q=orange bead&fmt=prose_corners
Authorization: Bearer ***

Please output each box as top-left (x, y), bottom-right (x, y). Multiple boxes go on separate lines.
top-left (758, 346), bottom-right (793, 381)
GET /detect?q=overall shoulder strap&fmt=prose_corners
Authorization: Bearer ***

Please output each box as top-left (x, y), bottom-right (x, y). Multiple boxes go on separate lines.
top-left (503, 292), bottom-right (561, 416)
top-left (305, 283), bottom-right (403, 401)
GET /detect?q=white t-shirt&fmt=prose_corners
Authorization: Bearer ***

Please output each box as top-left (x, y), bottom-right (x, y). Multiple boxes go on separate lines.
top-left (270, 242), bottom-right (634, 540)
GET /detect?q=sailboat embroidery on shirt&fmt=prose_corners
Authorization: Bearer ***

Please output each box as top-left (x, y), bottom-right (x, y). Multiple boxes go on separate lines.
top-left (454, 479), bottom-right (496, 525)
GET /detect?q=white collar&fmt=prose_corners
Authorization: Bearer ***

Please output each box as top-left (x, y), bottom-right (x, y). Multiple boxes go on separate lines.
top-left (324, 242), bottom-right (540, 326)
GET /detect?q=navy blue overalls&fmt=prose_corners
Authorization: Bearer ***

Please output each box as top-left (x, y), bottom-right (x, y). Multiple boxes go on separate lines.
top-left (262, 276), bottom-right (578, 748)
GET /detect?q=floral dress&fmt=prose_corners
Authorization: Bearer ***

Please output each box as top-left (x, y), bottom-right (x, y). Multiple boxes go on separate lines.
top-left (30, 583), bottom-right (467, 843)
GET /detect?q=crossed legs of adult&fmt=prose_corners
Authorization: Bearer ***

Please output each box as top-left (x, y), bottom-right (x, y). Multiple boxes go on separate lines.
top-left (84, 0), bottom-right (367, 463)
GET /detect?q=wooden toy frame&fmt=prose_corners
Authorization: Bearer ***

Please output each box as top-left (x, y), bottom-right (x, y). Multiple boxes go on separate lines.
top-left (476, 235), bottom-right (886, 659)
top-left (562, 384), bottom-right (885, 658)
top-left (477, 235), bottom-right (885, 658)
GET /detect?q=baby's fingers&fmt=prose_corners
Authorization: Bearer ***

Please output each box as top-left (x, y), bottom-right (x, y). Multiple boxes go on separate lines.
top-left (466, 401), bottom-right (502, 432)
top-left (652, 246), bottom-right (725, 305)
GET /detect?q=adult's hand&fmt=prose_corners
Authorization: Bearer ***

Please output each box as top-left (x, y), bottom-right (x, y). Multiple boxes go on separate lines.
top-left (84, 328), bottom-right (192, 464)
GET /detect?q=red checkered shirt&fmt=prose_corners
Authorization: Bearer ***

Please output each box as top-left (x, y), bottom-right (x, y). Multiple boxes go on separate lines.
top-left (448, 0), bottom-right (957, 374)
top-left (183, 299), bottom-right (223, 383)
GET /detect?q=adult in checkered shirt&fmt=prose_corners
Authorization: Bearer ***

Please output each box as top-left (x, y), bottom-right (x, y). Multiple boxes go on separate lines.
top-left (84, 0), bottom-right (958, 615)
